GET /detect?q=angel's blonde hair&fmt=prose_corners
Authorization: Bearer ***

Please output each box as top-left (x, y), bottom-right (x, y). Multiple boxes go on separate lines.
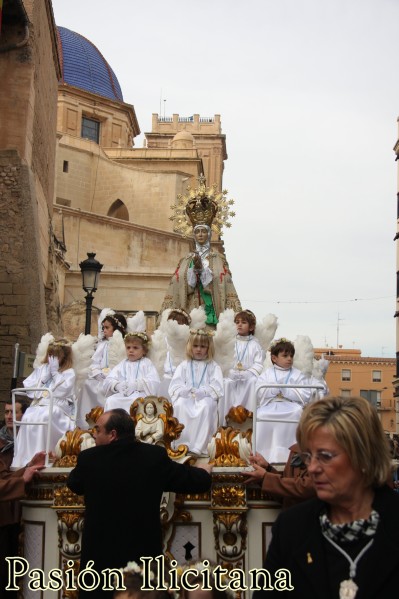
top-left (186, 331), bottom-right (215, 360)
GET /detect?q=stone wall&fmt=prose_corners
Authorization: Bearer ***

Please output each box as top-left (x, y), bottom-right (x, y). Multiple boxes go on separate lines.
top-left (0, 151), bottom-right (47, 402)
top-left (0, 0), bottom-right (61, 403)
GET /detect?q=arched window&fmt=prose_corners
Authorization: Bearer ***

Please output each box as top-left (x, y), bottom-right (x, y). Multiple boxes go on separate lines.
top-left (107, 199), bottom-right (129, 221)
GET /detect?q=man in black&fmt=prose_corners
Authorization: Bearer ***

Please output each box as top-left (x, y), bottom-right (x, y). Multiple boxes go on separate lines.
top-left (67, 409), bottom-right (212, 597)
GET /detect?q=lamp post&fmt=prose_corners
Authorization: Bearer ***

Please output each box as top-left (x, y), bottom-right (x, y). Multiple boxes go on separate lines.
top-left (79, 252), bottom-right (103, 335)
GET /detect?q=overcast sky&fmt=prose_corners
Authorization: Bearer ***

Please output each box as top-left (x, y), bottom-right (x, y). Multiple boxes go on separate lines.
top-left (52, 0), bottom-right (399, 357)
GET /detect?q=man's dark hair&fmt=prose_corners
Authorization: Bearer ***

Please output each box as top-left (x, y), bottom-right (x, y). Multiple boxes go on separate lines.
top-left (104, 409), bottom-right (135, 439)
top-left (6, 398), bottom-right (29, 414)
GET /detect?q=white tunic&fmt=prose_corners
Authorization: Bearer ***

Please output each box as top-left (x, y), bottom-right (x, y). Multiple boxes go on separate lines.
top-left (221, 335), bottom-right (265, 423)
top-left (76, 339), bottom-right (110, 428)
top-left (103, 357), bottom-right (160, 413)
top-left (169, 359), bottom-right (224, 455)
top-left (12, 365), bottom-right (76, 468)
top-left (255, 365), bottom-right (312, 464)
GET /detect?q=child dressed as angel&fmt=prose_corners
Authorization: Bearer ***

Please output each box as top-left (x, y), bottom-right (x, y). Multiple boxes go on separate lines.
top-left (221, 309), bottom-right (266, 422)
top-left (169, 329), bottom-right (223, 456)
top-left (76, 310), bottom-right (127, 428)
top-left (255, 338), bottom-right (312, 464)
top-left (103, 332), bottom-right (160, 413)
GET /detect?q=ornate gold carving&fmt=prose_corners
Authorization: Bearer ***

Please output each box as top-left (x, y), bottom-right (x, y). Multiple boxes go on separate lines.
top-left (210, 426), bottom-right (248, 467)
top-left (54, 428), bottom-right (96, 467)
top-left (57, 511), bottom-right (84, 556)
top-left (226, 405), bottom-right (253, 425)
top-left (85, 406), bottom-right (104, 426)
top-left (213, 511), bottom-right (248, 560)
top-left (179, 490), bottom-right (211, 501)
top-left (56, 510), bottom-right (84, 599)
top-left (211, 484), bottom-right (246, 508)
top-left (53, 485), bottom-right (84, 508)
top-left (212, 473), bottom-right (245, 484)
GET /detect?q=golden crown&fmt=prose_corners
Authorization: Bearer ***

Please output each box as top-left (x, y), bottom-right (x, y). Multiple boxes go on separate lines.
top-left (169, 174), bottom-right (235, 237)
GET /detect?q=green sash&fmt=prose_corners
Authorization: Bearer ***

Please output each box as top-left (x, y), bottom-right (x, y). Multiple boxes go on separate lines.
top-left (189, 260), bottom-right (218, 325)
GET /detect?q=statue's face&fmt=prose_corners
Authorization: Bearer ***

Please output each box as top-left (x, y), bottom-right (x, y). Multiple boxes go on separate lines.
top-left (145, 402), bottom-right (155, 416)
top-left (194, 227), bottom-right (209, 245)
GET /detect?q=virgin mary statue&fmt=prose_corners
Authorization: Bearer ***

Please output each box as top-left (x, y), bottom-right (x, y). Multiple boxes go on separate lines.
top-left (160, 175), bottom-right (242, 326)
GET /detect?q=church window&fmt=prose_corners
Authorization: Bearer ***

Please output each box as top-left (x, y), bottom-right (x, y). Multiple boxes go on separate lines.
top-left (107, 199), bottom-right (129, 221)
top-left (82, 117), bottom-right (100, 143)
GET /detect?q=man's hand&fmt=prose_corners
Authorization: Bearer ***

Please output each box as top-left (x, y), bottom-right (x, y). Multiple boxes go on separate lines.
top-left (242, 463), bottom-right (266, 485)
top-left (28, 451), bottom-right (46, 468)
top-left (23, 463), bottom-right (45, 484)
top-left (196, 462), bottom-right (213, 474)
top-left (249, 452), bottom-right (268, 469)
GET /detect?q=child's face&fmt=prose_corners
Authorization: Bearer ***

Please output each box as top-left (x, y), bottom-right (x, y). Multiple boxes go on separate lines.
top-left (192, 343), bottom-right (208, 360)
top-left (47, 348), bottom-right (64, 364)
top-left (125, 341), bottom-right (145, 361)
top-left (102, 320), bottom-right (114, 339)
top-left (272, 350), bottom-right (294, 369)
top-left (235, 317), bottom-right (251, 336)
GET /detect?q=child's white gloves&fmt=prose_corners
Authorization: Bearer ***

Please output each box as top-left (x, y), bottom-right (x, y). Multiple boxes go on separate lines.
top-left (48, 356), bottom-right (59, 377)
top-left (115, 381), bottom-right (127, 394)
top-left (193, 388), bottom-right (206, 400)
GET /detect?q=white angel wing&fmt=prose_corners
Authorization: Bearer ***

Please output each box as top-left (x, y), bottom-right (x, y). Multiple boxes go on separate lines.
top-left (108, 330), bottom-right (126, 367)
top-left (33, 332), bottom-right (55, 368)
top-left (255, 314), bottom-right (278, 353)
top-left (213, 309), bottom-right (236, 376)
top-left (158, 309), bottom-right (172, 333)
top-left (164, 320), bottom-right (190, 368)
top-left (148, 328), bottom-right (168, 376)
top-left (72, 334), bottom-right (97, 394)
top-left (126, 310), bottom-right (146, 333)
top-left (189, 307), bottom-right (206, 330)
top-left (293, 335), bottom-right (314, 376)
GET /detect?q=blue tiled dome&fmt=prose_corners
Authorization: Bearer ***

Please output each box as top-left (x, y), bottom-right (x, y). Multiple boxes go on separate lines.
top-left (57, 26), bottom-right (123, 102)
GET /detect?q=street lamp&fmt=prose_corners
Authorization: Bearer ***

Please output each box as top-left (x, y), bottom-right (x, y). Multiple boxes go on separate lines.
top-left (79, 252), bottom-right (103, 335)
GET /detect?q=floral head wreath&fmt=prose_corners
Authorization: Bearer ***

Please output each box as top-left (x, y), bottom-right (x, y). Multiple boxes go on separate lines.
top-left (49, 340), bottom-right (72, 348)
top-left (269, 337), bottom-right (292, 352)
top-left (124, 332), bottom-right (149, 344)
top-left (170, 308), bottom-right (192, 324)
top-left (105, 314), bottom-right (125, 330)
top-left (189, 328), bottom-right (215, 337)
